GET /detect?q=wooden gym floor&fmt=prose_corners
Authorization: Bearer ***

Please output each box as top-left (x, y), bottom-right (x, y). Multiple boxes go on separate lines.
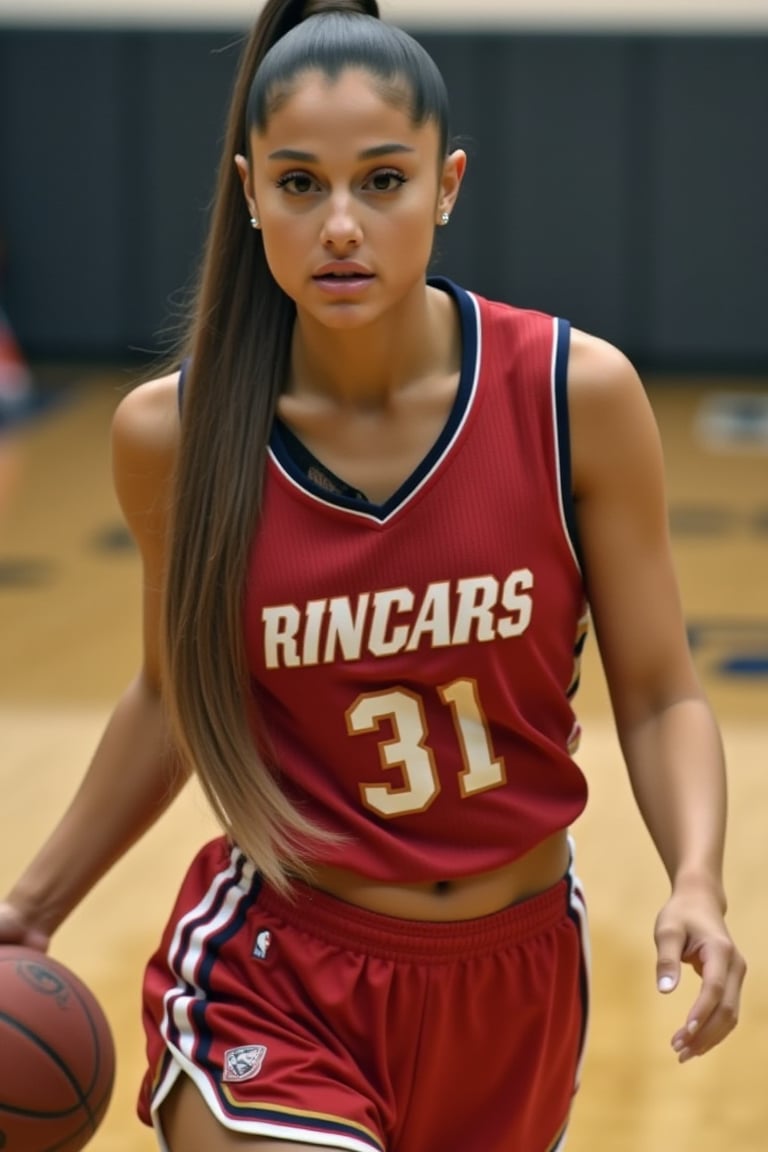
top-left (0, 370), bottom-right (766, 1151)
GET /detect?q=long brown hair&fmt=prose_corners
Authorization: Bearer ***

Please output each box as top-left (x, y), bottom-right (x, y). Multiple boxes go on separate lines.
top-left (163, 0), bottom-right (450, 891)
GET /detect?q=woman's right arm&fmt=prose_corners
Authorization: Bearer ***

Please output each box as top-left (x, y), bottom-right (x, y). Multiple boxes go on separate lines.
top-left (0, 373), bottom-right (187, 946)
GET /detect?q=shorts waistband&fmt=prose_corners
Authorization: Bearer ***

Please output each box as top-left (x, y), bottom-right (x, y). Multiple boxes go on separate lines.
top-left (252, 865), bottom-right (573, 963)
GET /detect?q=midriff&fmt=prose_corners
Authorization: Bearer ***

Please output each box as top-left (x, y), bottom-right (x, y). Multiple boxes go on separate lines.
top-left (310, 829), bottom-right (571, 921)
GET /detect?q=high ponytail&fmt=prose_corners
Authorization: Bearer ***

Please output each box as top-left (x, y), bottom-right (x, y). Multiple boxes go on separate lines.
top-left (162, 0), bottom-right (447, 893)
top-left (277, 0), bottom-right (379, 37)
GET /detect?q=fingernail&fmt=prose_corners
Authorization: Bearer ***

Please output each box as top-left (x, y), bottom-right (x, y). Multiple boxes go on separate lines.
top-left (658, 975), bottom-right (676, 992)
top-left (687, 1019), bottom-right (699, 1035)
top-left (678, 1047), bottom-right (693, 1063)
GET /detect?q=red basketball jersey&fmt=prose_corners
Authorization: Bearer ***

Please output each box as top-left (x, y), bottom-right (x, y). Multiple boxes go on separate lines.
top-left (243, 278), bottom-right (589, 881)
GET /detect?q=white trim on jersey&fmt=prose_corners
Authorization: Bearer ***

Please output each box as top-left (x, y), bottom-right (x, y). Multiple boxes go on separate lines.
top-left (266, 292), bottom-right (483, 527)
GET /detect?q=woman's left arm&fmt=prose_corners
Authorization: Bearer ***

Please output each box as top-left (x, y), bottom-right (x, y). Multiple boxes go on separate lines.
top-left (568, 330), bottom-right (746, 1062)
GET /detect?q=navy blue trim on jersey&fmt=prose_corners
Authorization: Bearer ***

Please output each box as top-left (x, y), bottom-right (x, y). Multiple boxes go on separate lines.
top-left (278, 420), bottom-right (369, 501)
top-left (270, 277), bottom-right (478, 522)
top-left (566, 627), bottom-right (589, 700)
top-left (553, 318), bottom-right (583, 568)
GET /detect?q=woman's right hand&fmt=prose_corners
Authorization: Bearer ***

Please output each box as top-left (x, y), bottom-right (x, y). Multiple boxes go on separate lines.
top-left (0, 901), bottom-right (50, 952)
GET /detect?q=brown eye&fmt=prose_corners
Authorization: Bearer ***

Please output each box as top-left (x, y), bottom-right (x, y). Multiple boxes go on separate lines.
top-left (366, 170), bottom-right (407, 193)
top-left (276, 172), bottom-right (318, 195)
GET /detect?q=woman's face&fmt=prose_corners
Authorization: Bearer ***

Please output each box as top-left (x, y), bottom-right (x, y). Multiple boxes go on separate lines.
top-left (237, 68), bottom-right (465, 329)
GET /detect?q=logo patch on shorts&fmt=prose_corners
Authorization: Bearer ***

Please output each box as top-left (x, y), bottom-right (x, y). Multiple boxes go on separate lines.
top-left (222, 1044), bottom-right (268, 1083)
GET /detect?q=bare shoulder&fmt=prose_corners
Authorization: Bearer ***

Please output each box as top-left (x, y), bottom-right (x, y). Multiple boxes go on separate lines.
top-left (568, 327), bottom-right (644, 404)
top-left (567, 328), bottom-right (662, 498)
top-left (111, 372), bottom-right (180, 539)
top-left (112, 372), bottom-right (180, 458)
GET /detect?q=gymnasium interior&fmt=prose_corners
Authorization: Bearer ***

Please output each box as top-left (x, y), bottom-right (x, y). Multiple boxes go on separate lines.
top-left (1, 2), bottom-right (766, 1148)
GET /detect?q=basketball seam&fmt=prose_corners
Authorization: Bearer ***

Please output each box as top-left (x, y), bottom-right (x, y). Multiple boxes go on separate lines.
top-left (0, 1009), bottom-right (96, 1122)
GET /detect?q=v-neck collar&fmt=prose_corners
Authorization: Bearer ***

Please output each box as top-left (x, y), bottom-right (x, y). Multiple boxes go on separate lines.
top-left (269, 277), bottom-right (481, 523)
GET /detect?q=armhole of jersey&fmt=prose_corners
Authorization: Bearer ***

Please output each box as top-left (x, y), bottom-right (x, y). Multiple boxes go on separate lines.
top-left (552, 317), bottom-right (583, 572)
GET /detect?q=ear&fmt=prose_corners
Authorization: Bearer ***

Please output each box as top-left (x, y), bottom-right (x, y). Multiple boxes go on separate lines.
top-left (436, 148), bottom-right (467, 224)
top-left (234, 153), bottom-right (259, 220)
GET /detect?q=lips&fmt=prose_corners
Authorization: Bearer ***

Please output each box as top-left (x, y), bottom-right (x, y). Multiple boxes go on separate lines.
top-left (313, 261), bottom-right (374, 280)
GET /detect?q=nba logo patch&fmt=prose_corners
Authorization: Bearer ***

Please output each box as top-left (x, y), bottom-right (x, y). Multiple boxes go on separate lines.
top-left (222, 1044), bottom-right (268, 1083)
top-left (253, 928), bottom-right (272, 960)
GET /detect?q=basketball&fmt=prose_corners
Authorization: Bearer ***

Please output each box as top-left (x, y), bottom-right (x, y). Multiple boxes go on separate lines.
top-left (0, 946), bottom-right (115, 1152)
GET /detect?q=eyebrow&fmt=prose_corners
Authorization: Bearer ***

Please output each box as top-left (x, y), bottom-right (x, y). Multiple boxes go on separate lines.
top-left (267, 143), bottom-right (416, 162)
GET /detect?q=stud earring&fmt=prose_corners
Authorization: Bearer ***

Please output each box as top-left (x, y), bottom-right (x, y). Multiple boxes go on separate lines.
top-left (440, 212), bottom-right (450, 226)
top-left (250, 216), bottom-right (261, 230)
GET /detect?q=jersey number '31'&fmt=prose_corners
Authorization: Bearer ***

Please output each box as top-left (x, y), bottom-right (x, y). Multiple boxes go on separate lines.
top-left (346, 679), bottom-right (507, 817)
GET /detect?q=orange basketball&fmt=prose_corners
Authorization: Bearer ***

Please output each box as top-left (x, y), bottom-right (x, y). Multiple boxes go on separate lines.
top-left (0, 946), bottom-right (115, 1151)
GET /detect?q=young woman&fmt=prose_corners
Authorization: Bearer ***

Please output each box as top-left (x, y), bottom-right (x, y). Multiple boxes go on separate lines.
top-left (0, 2), bottom-right (745, 1150)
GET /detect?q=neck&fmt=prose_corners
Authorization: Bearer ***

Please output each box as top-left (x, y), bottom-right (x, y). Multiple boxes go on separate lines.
top-left (289, 282), bottom-right (451, 408)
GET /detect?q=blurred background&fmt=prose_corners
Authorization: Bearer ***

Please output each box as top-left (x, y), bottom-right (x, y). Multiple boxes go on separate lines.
top-left (1, 0), bottom-right (768, 370)
top-left (0, 2), bottom-right (766, 1150)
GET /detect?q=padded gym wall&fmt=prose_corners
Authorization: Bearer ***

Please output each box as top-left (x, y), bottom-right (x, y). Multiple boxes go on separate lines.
top-left (0, 24), bottom-right (766, 370)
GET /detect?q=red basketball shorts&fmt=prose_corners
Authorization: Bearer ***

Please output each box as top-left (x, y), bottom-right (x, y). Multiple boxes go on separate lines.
top-left (139, 837), bottom-right (589, 1152)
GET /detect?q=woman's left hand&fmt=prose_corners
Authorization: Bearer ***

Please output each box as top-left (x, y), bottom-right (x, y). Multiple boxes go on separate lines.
top-left (654, 881), bottom-right (746, 1062)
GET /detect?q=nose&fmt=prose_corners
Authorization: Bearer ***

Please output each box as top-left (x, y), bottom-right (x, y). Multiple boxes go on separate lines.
top-left (320, 192), bottom-right (362, 250)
